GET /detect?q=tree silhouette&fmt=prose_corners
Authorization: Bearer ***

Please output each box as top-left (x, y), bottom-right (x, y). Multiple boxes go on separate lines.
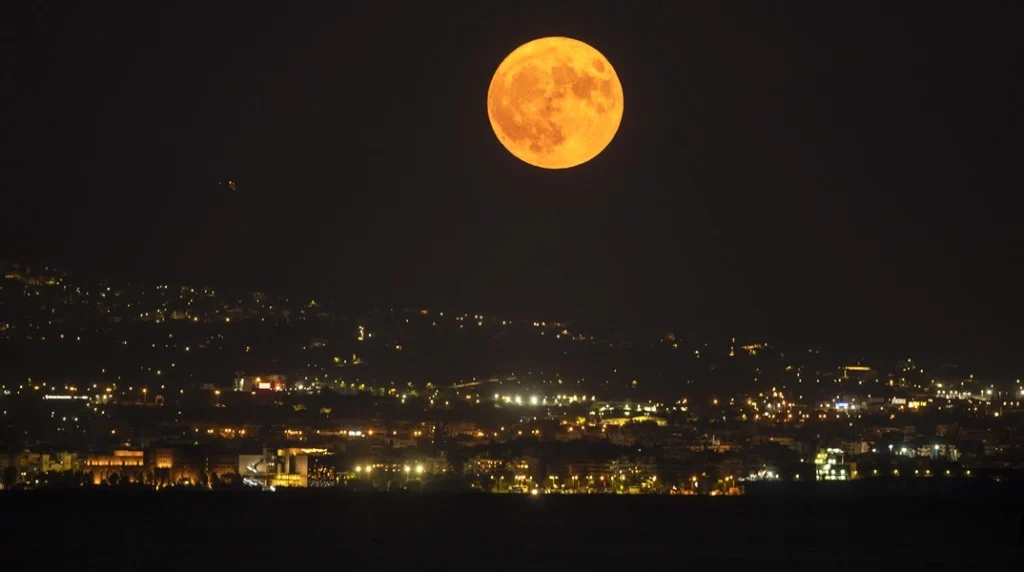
top-left (403, 479), bottom-right (423, 492)
top-left (2, 465), bottom-right (18, 488)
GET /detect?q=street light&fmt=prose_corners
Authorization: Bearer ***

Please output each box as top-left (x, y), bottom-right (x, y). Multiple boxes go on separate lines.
top-left (215, 389), bottom-right (221, 406)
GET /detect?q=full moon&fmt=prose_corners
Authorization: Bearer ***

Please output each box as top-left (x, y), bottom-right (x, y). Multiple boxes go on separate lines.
top-left (487, 37), bottom-right (624, 170)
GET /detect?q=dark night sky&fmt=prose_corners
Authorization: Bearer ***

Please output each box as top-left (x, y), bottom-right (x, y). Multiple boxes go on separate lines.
top-left (2, 3), bottom-right (1021, 369)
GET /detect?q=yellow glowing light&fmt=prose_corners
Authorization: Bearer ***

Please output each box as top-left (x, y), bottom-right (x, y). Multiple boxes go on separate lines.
top-left (487, 37), bottom-right (623, 169)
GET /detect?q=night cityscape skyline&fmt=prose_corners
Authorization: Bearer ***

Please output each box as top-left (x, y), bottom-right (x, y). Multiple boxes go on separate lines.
top-left (3, 2), bottom-right (1022, 567)
top-left (2, 261), bottom-right (1022, 497)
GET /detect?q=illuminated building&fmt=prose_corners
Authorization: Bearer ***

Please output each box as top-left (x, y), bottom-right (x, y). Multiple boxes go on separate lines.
top-left (239, 447), bottom-right (334, 488)
top-left (235, 375), bottom-right (287, 392)
top-left (442, 421), bottom-right (480, 437)
top-left (3, 451), bottom-right (81, 480)
top-left (466, 456), bottom-right (504, 475)
top-left (147, 446), bottom-right (205, 485)
top-left (84, 450), bottom-right (145, 485)
top-left (840, 365), bottom-right (876, 382)
top-left (566, 461), bottom-right (613, 481)
top-left (506, 457), bottom-right (539, 484)
top-left (743, 468), bottom-right (781, 482)
top-left (608, 457), bottom-right (658, 482)
top-left (384, 435), bottom-right (418, 449)
top-left (207, 452), bottom-right (242, 478)
top-left (413, 455), bottom-right (449, 476)
top-left (239, 453), bottom-right (266, 483)
top-left (814, 448), bottom-right (856, 481)
top-left (839, 441), bottom-right (869, 456)
top-left (598, 414), bottom-right (668, 427)
top-left (307, 455), bottom-right (338, 487)
top-left (918, 443), bottom-right (960, 461)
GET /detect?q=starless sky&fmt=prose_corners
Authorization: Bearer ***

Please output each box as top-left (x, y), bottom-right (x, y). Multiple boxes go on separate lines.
top-left (2, 3), bottom-right (1021, 370)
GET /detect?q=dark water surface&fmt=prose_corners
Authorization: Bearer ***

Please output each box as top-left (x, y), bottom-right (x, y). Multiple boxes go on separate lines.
top-left (2, 491), bottom-right (1021, 570)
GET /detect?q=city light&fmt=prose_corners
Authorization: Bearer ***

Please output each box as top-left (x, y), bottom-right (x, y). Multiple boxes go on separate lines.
top-left (0, 265), bottom-right (1012, 498)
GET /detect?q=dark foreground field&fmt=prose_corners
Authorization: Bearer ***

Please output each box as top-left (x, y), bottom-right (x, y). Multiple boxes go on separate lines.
top-left (1, 490), bottom-right (1021, 570)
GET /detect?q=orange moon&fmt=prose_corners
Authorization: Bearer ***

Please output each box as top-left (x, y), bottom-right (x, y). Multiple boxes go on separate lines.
top-left (487, 37), bottom-right (624, 169)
